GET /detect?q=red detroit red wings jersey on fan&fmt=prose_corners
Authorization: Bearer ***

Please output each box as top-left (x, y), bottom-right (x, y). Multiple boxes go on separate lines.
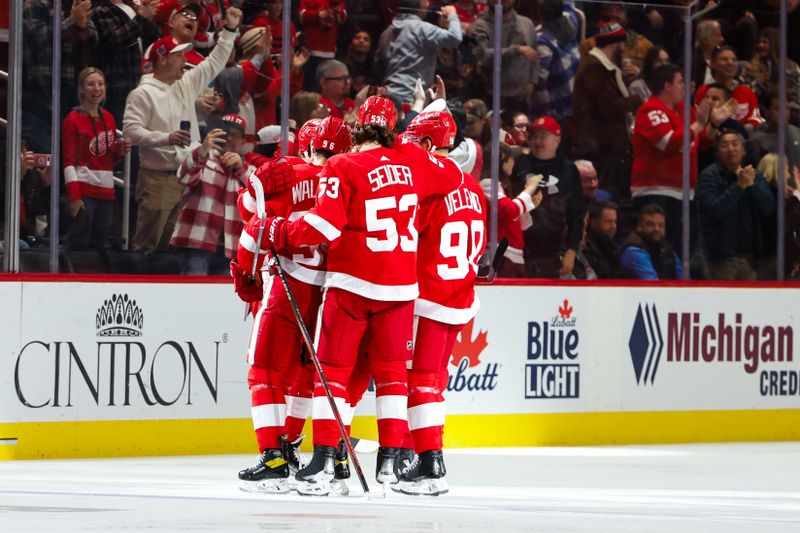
top-left (416, 158), bottom-right (487, 325)
top-left (695, 83), bottom-right (765, 129)
top-left (278, 144), bottom-right (463, 301)
top-left (631, 96), bottom-right (702, 197)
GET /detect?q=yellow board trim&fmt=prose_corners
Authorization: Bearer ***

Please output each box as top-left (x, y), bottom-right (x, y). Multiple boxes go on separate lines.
top-left (2, 409), bottom-right (800, 460)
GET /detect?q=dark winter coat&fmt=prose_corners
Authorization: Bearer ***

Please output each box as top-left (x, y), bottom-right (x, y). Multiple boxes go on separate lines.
top-left (570, 51), bottom-right (641, 160)
top-left (696, 161), bottom-right (776, 262)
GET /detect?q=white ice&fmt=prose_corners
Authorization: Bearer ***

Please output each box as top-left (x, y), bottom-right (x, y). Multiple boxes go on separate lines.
top-left (1, 443), bottom-right (799, 532)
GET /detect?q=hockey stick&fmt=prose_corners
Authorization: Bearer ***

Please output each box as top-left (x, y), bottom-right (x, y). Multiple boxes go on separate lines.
top-left (249, 177), bottom-right (370, 495)
top-left (477, 237), bottom-right (509, 283)
top-left (269, 252), bottom-right (371, 495)
top-left (242, 175), bottom-right (270, 320)
top-left (248, 175), bottom-right (268, 282)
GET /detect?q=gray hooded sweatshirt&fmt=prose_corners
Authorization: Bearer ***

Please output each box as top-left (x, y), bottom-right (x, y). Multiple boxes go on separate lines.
top-left (375, 12), bottom-right (462, 105)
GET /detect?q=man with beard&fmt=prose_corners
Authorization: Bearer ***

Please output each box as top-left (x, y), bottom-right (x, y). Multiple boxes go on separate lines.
top-left (512, 115), bottom-right (581, 278)
top-left (531, 0), bottom-right (581, 121)
top-left (571, 22), bottom-right (642, 199)
top-left (577, 200), bottom-right (619, 279)
top-left (618, 204), bottom-right (682, 280)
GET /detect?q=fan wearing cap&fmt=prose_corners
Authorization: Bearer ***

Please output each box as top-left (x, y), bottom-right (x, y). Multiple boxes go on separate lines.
top-left (143, 2), bottom-right (207, 73)
top-left (169, 113), bottom-right (253, 274)
top-left (578, 4), bottom-right (654, 81)
top-left (236, 96), bottom-right (463, 495)
top-left (571, 21), bottom-right (643, 199)
top-left (123, 6), bottom-right (242, 254)
top-left (511, 115), bottom-right (581, 278)
top-left (395, 110), bottom-right (486, 496)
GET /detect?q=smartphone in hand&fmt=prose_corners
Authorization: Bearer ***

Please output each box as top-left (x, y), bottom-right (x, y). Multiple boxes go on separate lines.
top-left (32, 153), bottom-right (51, 168)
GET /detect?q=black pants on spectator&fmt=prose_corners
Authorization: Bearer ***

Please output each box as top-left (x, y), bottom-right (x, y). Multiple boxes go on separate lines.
top-left (67, 196), bottom-right (114, 250)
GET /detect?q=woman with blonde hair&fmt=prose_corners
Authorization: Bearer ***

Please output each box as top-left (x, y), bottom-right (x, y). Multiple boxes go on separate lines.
top-left (62, 67), bottom-right (131, 249)
top-left (289, 91), bottom-right (330, 132)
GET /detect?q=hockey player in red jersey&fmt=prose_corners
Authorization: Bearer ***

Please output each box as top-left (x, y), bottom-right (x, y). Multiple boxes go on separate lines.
top-left (395, 110), bottom-right (486, 496)
top-left (231, 117), bottom-right (352, 494)
top-left (238, 96), bottom-right (462, 496)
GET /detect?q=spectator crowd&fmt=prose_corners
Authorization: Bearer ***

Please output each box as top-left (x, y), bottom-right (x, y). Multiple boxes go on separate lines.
top-left (3, 0), bottom-right (800, 280)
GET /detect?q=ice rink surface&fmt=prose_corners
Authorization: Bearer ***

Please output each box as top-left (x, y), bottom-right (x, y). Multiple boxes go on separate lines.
top-left (1, 442), bottom-right (799, 532)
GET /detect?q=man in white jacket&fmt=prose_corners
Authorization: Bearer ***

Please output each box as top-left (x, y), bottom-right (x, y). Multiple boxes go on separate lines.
top-left (123, 7), bottom-right (242, 254)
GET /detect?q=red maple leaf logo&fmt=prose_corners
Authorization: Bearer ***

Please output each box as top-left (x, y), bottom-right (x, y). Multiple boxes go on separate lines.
top-left (558, 299), bottom-right (573, 319)
top-left (450, 319), bottom-right (488, 368)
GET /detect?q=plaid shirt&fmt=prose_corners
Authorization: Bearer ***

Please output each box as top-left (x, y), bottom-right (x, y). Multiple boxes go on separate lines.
top-left (92, 0), bottom-right (161, 113)
top-left (23, 0), bottom-right (98, 92)
top-left (170, 148), bottom-right (252, 258)
top-left (531, 3), bottom-right (580, 120)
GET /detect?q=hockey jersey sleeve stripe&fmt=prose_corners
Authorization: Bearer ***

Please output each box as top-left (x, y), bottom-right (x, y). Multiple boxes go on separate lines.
top-left (414, 297), bottom-right (481, 326)
top-left (408, 401), bottom-right (446, 431)
top-left (251, 403), bottom-right (287, 429)
top-left (241, 190), bottom-right (257, 215)
top-left (304, 212), bottom-right (342, 241)
top-left (312, 395), bottom-right (348, 421)
top-left (238, 230), bottom-right (266, 254)
top-left (655, 130), bottom-right (673, 151)
top-left (514, 190), bottom-right (536, 215)
top-left (376, 395), bottom-right (409, 421)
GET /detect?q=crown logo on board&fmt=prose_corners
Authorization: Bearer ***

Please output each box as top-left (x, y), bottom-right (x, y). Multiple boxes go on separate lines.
top-left (96, 294), bottom-right (143, 337)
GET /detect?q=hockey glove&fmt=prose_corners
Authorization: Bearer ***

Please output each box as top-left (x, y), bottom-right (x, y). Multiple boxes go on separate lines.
top-left (236, 216), bottom-right (287, 274)
top-left (230, 258), bottom-right (263, 303)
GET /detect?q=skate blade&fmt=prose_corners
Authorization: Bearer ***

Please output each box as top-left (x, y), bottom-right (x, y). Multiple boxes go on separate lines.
top-left (376, 472), bottom-right (398, 485)
top-left (392, 478), bottom-right (449, 497)
top-left (295, 472), bottom-right (334, 497)
top-left (239, 478), bottom-right (290, 494)
top-left (330, 478), bottom-right (350, 496)
top-left (295, 480), bottom-right (331, 497)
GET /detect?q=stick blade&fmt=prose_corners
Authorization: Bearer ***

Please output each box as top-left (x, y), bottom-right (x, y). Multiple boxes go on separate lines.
top-left (476, 237), bottom-right (509, 283)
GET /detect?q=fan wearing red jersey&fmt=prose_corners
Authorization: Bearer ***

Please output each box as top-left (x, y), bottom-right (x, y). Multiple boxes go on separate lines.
top-left (232, 120), bottom-right (351, 494)
top-left (238, 96), bottom-right (462, 495)
top-left (396, 110), bottom-right (486, 496)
